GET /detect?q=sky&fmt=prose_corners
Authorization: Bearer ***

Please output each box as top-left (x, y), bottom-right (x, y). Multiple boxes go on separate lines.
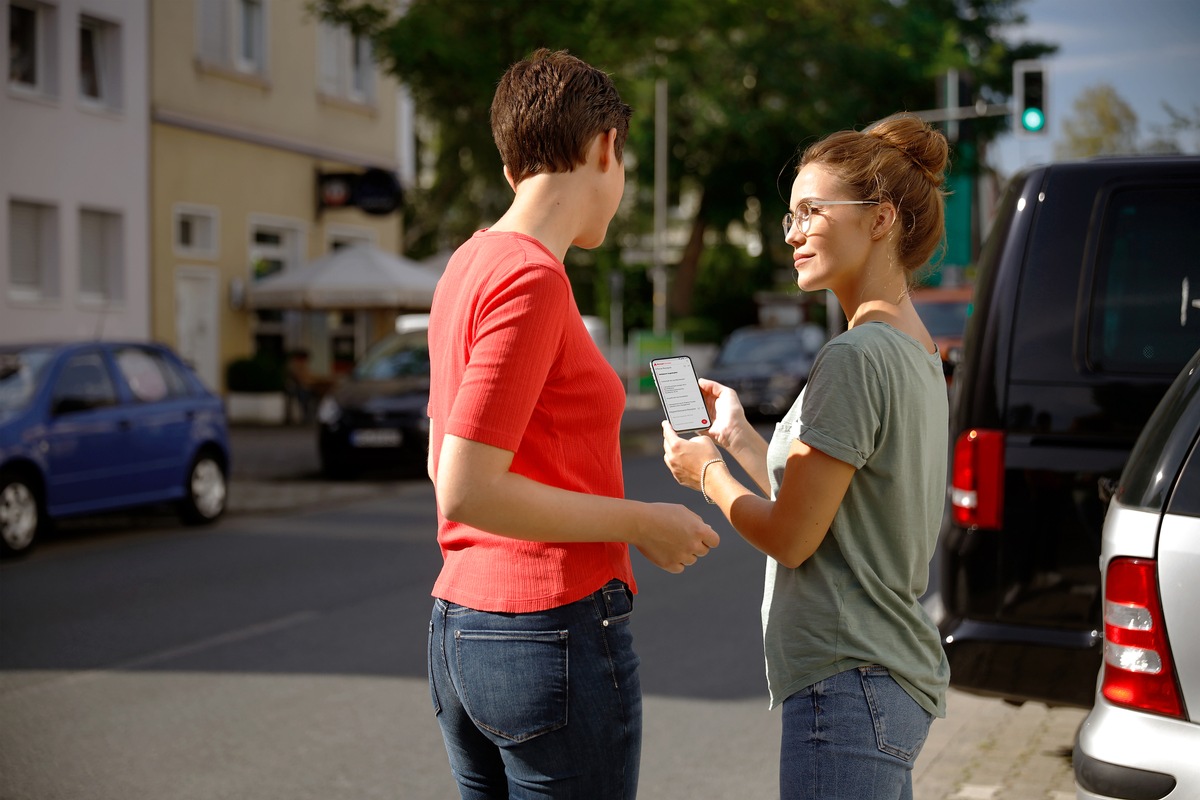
top-left (986, 0), bottom-right (1200, 178)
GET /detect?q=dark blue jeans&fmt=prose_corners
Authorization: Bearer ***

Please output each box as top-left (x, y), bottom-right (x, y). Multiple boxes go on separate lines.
top-left (780, 666), bottom-right (933, 800)
top-left (428, 580), bottom-right (642, 799)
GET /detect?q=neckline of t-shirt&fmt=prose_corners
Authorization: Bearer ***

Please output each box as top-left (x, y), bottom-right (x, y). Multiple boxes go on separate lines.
top-left (850, 320), bottom-right (942, 364)
top-left (474, 228), bottom-right (561, 265)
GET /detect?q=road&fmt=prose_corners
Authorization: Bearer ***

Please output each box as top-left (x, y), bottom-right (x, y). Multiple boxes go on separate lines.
top-left (0, 438), bottom-right (1085, 799)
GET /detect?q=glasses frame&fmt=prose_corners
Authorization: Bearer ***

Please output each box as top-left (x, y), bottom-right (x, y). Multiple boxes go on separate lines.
top-left (783, 199), bottom-right (880, 235)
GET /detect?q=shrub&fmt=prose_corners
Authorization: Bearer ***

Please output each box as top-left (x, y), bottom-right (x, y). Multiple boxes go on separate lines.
top-left (225, 355), bottom-right (286, 393)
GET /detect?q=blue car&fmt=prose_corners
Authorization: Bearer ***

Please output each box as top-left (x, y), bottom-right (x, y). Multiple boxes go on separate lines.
top-left (0, 341), bottom-right (231, 556)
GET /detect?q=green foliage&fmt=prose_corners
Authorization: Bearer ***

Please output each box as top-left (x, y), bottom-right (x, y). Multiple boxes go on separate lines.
top-left (311, 0), bottom-right (1054, 328)
top-left (226, 355), bottom-right (286, 393)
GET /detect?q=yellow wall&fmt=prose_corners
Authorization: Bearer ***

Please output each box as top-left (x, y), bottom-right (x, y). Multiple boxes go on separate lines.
top-left (149, 1), bottom-right (405, 393)
top-left (152, 1), bottom-right (398, 165)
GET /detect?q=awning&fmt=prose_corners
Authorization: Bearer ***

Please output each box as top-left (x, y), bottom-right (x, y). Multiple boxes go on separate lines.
top-left (246, 244), bottom-right (441, 310)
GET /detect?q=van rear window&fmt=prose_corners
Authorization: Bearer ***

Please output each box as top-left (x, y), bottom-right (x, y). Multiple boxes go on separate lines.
top-left (1089, 186), bottom-right (1200, 374)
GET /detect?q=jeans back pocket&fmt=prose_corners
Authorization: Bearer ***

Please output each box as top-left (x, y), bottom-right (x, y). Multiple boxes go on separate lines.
top-left (454, 629), bottom-right (569, 743)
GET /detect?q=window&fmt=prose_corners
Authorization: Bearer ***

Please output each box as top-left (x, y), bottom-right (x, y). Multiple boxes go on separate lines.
top-left (249, 220), bottom-right (301, 360)
top-left (1089, 185), bottom-right (1200, 374)
top-left (114, 347), bottom-right (190, 403)
top-left (197, 0), bottom-right (266, 76)
top-left (52, 352), bottom-right (117, 412)
top-left (327, 227), bottom-right (374, 252)
top-left (79, 15), bottom-right (122, 110)
top-left (79, 208), bottom-right (124, 302)
top-left (174, 205), bottom-right (219, 259)
top-left (8, 200), bottom-right (60, 300)
top-left (318, 22), bottom-right (374, 104)
top-left (8, 1), bottom-right (58, 97)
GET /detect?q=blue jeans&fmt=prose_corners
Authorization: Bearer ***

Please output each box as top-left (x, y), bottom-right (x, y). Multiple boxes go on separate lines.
top-left (780, 666), bottom-right (933, 800)
top-left (428, 580), bottom-right (642, 799)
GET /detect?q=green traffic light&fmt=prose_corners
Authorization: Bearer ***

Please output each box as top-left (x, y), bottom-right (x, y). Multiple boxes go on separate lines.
top-left (1022, 107), bottom-right (1045, 132)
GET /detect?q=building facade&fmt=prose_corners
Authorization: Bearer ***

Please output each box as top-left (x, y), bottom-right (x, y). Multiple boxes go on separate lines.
top-left (2, 0), bottom-right (151, 343)
top-left (152, 0), bottom-right (404, 391)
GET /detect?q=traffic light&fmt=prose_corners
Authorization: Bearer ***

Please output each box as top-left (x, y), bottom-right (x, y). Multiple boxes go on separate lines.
top-left (1013, 60), bottom-right (1047, 135)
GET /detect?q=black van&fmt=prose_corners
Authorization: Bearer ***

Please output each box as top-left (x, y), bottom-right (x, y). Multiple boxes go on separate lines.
top-left (930, 156), bottom-right (1200, 708)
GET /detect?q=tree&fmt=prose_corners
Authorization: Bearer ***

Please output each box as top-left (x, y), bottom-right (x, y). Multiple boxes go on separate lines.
top-left (1149, 101), bottom-right (1200, 154)
top-left (1055, 84), bottom-right (1139, 158)
top-left (312, 0), bottom-right (1052, 339)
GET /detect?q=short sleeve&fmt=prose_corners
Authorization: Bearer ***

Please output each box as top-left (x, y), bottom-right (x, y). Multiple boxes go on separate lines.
top-left (796, 341), bottom-right (883, 469)
top-left (447, 264), bottom-right (569, 451)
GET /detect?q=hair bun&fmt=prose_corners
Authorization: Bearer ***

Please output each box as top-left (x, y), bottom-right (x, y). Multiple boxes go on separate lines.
top-left (868, 114), bottom-right (948, 188)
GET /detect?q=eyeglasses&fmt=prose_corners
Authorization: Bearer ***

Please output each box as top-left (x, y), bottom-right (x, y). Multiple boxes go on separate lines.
top-left (782, 200), bottom-right (880, 235)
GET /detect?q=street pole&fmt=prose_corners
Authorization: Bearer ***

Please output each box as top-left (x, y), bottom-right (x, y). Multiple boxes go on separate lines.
top-left (652, 77), bottom-right (668, 335)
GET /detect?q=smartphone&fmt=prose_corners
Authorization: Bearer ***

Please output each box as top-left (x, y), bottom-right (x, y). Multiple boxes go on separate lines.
top-left (650, 355), bottom-right (712, 434)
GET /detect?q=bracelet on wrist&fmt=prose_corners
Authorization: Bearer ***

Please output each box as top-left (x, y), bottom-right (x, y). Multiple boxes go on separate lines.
top-left (700, 458), bottom-right (725, 505)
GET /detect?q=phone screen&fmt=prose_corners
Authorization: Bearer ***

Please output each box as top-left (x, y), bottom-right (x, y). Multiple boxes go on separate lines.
top-left (650, 356), bottom-right (712, 434)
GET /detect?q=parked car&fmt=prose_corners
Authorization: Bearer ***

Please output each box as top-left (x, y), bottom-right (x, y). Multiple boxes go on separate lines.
top-left (0, 341), bottom-right (231, 556)
top-left (929, 156), bottom-right (1200, 708)
top-left (1074, 346), bottom-right (1200, 800)
top-left (911, 284), bottom-right (973, 380)
top-left (705, 324), bottom-right (827, 420)
top-left (317, 326), bottom-right (430, 478)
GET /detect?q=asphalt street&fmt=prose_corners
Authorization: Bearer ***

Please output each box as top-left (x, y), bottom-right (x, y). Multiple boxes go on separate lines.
top-left (233, 415), bottom-right (1092, 800)
top-left (0, 414), bottom-right (1087, 799)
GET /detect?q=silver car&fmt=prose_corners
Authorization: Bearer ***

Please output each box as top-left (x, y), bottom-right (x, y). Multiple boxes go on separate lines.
top-left (1075, 348), bottom-right (1200, 800)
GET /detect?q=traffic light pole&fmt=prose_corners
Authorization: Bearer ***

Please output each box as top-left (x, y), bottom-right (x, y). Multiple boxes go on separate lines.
top-left (906, 101), bottom-right (1014, 124)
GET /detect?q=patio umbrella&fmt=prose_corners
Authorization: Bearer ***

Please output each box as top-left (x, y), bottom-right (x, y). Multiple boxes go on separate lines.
top-left (246, 244), bottom-right (441, 310)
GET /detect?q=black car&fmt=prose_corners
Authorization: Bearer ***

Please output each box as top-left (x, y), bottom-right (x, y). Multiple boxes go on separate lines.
top-left (317, 327), bottom-right (430, 478)
top-left (705, 324), bottom-right (827, 419)
top-left (930, 156), bottom-right (1200, 708)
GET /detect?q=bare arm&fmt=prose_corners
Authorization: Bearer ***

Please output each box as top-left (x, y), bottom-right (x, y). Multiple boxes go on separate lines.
top-left (437, 434), bottom-right (719, 574)
top-left (698, 379), bottom-right (770, 494)
top-left (663, 428), bottom-right (852, 569)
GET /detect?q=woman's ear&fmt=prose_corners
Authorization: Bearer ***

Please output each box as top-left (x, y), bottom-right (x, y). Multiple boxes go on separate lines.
top-left (503, 164), bottom-right (518, 192)
top-left (871, 202), bottom-right (898, 241)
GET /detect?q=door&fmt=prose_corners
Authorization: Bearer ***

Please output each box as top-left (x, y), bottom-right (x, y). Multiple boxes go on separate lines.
top-left (175, 267), bottom-right (220, 390)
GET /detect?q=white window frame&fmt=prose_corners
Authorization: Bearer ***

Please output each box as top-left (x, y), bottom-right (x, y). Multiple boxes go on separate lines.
top-left (247, 215), bottom-right (303, 284)
top-left (8, 0), bottom-right (59, 99)
top-left (196, 0), bottom-right (268, 77)
top-left (317, 21), bottom-right (374, 105)
top-left (7, 199), bottom-right (60, 302)
top-left (247, 215), bottom-right (305, 354)
top-left (78, 13), bottom-right (123, 112)
top-left (78, 207), bottom-right (125, 304)
top-left (325, 225), bottom-right (376, 252)
top-left (173, 203), bottom-right (220, 260)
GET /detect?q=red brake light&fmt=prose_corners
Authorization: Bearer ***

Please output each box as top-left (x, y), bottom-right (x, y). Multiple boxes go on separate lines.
top-left (950, 429), bottom-right (1004, 529)
top-left (1101, 557), bottom-right (1183, 718)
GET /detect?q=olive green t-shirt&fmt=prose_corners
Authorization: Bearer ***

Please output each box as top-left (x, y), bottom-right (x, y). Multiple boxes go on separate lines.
top-left (762, 321), bottom-right (950, 717)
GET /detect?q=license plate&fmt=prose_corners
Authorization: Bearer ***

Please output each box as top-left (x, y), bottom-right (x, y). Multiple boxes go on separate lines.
top-left (351, 428), bottom-right (402, 448)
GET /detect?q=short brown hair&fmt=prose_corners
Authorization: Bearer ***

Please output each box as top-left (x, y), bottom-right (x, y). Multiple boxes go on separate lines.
top-left (490, 49), bottom-right (632, 184)
top-left (799, 114), bottom-right (949, 276)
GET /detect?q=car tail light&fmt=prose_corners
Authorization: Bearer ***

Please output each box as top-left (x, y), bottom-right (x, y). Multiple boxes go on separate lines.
top-left (950, 429), bottom-right (1004, 529)
top-left (1101, 557), bottom-right (1183, 718)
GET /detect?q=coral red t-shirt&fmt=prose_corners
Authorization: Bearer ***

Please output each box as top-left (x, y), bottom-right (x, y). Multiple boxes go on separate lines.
top-left (426, 230), bottom-right (635, 613)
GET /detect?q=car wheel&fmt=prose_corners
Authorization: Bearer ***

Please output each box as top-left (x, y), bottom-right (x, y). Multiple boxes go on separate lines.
top-left (179, 452), bottom-right (227, 525)
top-left (0, 470), bottom-right (42, 556)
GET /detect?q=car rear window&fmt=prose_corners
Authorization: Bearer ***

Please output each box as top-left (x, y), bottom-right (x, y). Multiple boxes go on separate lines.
top-left (1119, 351), bottom-right (1200, 511)
top-left (1088, 185), bottom-right (1200, 374)
top-left (115, 347), bottom-right (191, 402)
